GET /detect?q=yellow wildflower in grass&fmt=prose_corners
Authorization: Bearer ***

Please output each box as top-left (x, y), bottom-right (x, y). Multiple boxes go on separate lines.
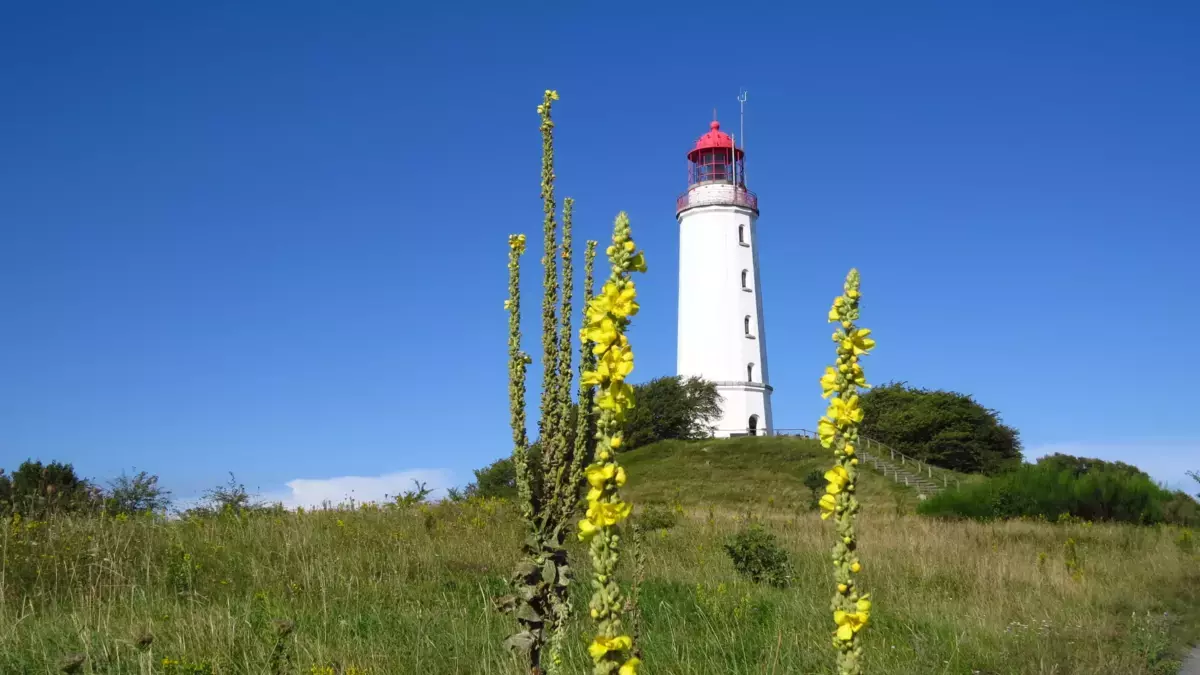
top-left (579, 212), bottom-right (645, 674)
top-left (817, 268), bottom-right (875, 675)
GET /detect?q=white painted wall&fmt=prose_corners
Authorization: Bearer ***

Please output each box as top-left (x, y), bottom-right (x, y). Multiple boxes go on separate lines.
top-left (676, 183), bottom-right (773, 437)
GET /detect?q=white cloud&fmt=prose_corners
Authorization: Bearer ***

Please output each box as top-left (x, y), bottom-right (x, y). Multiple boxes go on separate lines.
top-left (258, 468), bottom-right (456, 509)
top-left (1025, 440), bottom-right (1199, 492)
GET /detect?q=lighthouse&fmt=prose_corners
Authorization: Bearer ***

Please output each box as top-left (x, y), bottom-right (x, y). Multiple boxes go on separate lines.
top-left (676, 118), bottom-right (773, 437)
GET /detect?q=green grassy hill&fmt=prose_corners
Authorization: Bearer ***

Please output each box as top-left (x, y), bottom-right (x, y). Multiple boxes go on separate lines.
top-left (0, 437), bottom-right (1196, 674)
top-left (621, 435), bottom-right (913, 511)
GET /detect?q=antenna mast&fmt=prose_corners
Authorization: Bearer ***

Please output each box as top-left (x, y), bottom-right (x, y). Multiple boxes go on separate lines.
top-left (737, 89), bottom-right (748, 184)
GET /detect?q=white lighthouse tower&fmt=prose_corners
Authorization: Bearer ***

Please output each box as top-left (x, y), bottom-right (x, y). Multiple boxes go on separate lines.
top-left (676, 117), bottom-right (773, 437)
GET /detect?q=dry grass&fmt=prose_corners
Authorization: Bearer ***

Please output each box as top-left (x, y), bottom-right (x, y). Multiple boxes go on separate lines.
top-left (1, 438), bottom-right (1196, 674)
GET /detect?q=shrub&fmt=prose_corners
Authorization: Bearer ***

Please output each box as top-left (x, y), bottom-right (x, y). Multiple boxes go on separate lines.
top-left (917, 460), bottom-right (1193, 525)
top-left (859, 382), bottom-right (1022, 474)
top-left (802, 470), bottom-right (825, 510)
top-left (0, 460), bottom-right (100, 517)
top-left (724, 525), bottom-right (792, 588)
top-left (622, 376), bottom-right (722, 449)
top-left (635, 504), bottom-right (678, 531)
top-left (105, 470), bottom-right (171, 515)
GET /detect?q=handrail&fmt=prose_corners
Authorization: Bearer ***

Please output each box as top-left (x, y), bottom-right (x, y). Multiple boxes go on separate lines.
top-left (772, 428), bottom-right (961, 491)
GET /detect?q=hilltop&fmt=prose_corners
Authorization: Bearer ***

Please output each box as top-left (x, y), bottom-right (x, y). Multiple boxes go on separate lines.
top-left (621, 434), bottom-right (914, 511)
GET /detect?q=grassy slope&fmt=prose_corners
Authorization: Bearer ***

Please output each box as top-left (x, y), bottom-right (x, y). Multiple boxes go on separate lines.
top-left (621, 435), bottom-right (912, 512)
top-left (1, 437), bottom-right (1197, 674)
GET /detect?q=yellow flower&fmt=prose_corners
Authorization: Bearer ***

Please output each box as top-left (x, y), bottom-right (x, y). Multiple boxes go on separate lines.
top-left (851, 561), bottom-right (862, 573)
top-left (843, 443), bottom-right (855, 456)
top-left (820, 367), bottom-right (839, 398)
top-left (825, 466), bottom-right (849, 494)
top-left (818, 418), bottom-right (837, 448)
top-left (614, 466), bottom-right (627, 487)
top-left (628, 252), bottom-right (647, 272)
top-left (827, 395), bottom-right (863, 428)
top-left (596, 381), bottom-right (635, 415)
top-left (584, 317), bottom-right (618, 350)
top-left (587, 635), bottom-right (632, 660)
top-left (833, 608), bottom-right (868, 641)
top-left (828, 305), bottom-right (841, 323)
top-left (587, 500), bottom-right (632, 527)
top-left (592, 282), bottom-right (638, 319)
top-left (610, 434), bottom-right (623, 449)
top-left (586, 463), bottom-right (616, 489)
top-left (848, 361), bottom-right (868, 388)
top-left (837, 583), bottom-right (848, 593)
top-left (842, 328), bottom-right (875, 356)
top-left (578, 518), bottom-right (599, 540)
top-left (599, 343), bottom-right (635, 381)
top-left (619, 657), bottom-right (642, 675)
top-left (587, 487), bottom-right (603, 502)
top-left (819, 494), bottom-right (837, 520)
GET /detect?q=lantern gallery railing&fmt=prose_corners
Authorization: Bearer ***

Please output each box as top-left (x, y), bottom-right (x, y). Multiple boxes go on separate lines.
top-left (676, 185), bottom-right (758, 213)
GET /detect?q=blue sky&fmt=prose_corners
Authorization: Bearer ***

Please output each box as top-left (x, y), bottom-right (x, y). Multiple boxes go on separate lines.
top-left (2, 2), bottom-right (1198, 506)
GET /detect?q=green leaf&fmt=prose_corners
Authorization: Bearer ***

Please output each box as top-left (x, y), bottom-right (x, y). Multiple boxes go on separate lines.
top-left (516, 602), bottom-right (543, 623)
top-left (541, 558), bottom-right (557, 585)
top-left (513, 560), bottom-right (538, 580)
top-left (503, 630), bottom-right (536, 653)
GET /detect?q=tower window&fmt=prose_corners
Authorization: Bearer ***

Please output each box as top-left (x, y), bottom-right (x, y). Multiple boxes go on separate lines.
top-left (741, 269), bottom-right (749, 289)
top-left (748, 414), bottom-right (759, 436)
top-left (747, 363), bottom-right (755, 381)
top-left (744, 315), bottom-right (751, 336)
top-left (738, 224), bottom-right (745, 244)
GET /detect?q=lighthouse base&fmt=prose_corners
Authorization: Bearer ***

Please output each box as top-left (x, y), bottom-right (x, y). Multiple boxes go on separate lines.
top-left (708, 381), bottom-right (774, 438)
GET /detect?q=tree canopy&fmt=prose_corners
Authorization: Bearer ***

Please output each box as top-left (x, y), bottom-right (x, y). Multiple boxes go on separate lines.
top-left (859, 382), bottom-right (1022, 474)
top-left (0, 459), bottom-right (100, 517)
top-left (621, 376), bottom-right (722, 449)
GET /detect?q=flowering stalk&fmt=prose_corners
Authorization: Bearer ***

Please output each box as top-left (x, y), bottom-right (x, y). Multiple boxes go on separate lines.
top-left (502, 89), bottom-right (595, 675)
top-left (538, 90), bottom-right (562, 465)
top-left (506, 233), bottom-right (533, 525)
top-left (578, 213), bottom-right (646, 675)
top-left (818, 268), bottom-right (876, 675)
top-left (568, 240), bottom-right (599, 504)
top-left (543, 197), bottom-right (576, 673)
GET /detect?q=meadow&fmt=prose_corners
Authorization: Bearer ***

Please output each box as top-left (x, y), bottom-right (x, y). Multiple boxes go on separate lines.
top-left (2, 437), bottom-right (1196, 674)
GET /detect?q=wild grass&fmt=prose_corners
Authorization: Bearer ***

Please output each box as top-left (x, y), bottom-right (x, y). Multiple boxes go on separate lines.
top-left (2, 438), bottom-right (1197, 674)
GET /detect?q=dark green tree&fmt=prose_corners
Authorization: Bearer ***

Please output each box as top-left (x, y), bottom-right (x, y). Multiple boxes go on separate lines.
top-left (0, 459), bottom-right (99, 517)
top-left (466, 444), bottom-right (543, 500)
top-left (621, 376), bottom-right (723, 449)
top-left (105, 470), bottom-right (171, 514)
top-left (802, 469), bottom-right (826, 510)
top-left (859, 382), bottom-right (1021, 474)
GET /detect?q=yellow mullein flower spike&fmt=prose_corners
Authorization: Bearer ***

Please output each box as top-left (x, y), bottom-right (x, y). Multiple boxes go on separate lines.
top-left (815, 268), bottom-right (874, 675)
top-left (581, 212), bottom-right (645, 674)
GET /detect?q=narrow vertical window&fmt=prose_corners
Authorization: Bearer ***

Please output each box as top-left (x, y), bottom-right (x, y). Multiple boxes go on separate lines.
top-left (744, 315), bottom-right (751, 336)
top-left (738, 224), bottom-right (745, 243)
top-left (748, 415), bottom-right (759, 436)
top-left (747, 363), bottom-right (754, 381)
top-left (741, 269), bottom-right (749, 289)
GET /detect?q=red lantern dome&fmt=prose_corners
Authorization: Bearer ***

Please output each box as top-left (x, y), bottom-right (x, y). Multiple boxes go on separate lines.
top-left (676, 117), bottom-right (757, 215)
top-left (687, 120), bottom-right (744, 161)
top-left (684, 119), bottom-right (746, 188)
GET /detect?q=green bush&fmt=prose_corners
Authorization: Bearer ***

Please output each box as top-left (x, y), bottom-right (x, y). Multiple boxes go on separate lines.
top-left (860, 382), bottom-right (1022, 474)
top-left (622, 376), bottom-right (722, 449)
top-left (918, 458), bottom-right (1197, 525)
top-left (635, 504), bottom-right (678, 531)
top-left (723, 525), bottom-right (792, 588)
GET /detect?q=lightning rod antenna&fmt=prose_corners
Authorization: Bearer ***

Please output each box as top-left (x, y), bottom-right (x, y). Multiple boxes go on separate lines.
top-left (737, 89), bottom-right (748, 184)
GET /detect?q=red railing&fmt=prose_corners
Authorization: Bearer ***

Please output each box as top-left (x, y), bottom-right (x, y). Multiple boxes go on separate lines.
top-left (676, 186), bottom-right (758, 213)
